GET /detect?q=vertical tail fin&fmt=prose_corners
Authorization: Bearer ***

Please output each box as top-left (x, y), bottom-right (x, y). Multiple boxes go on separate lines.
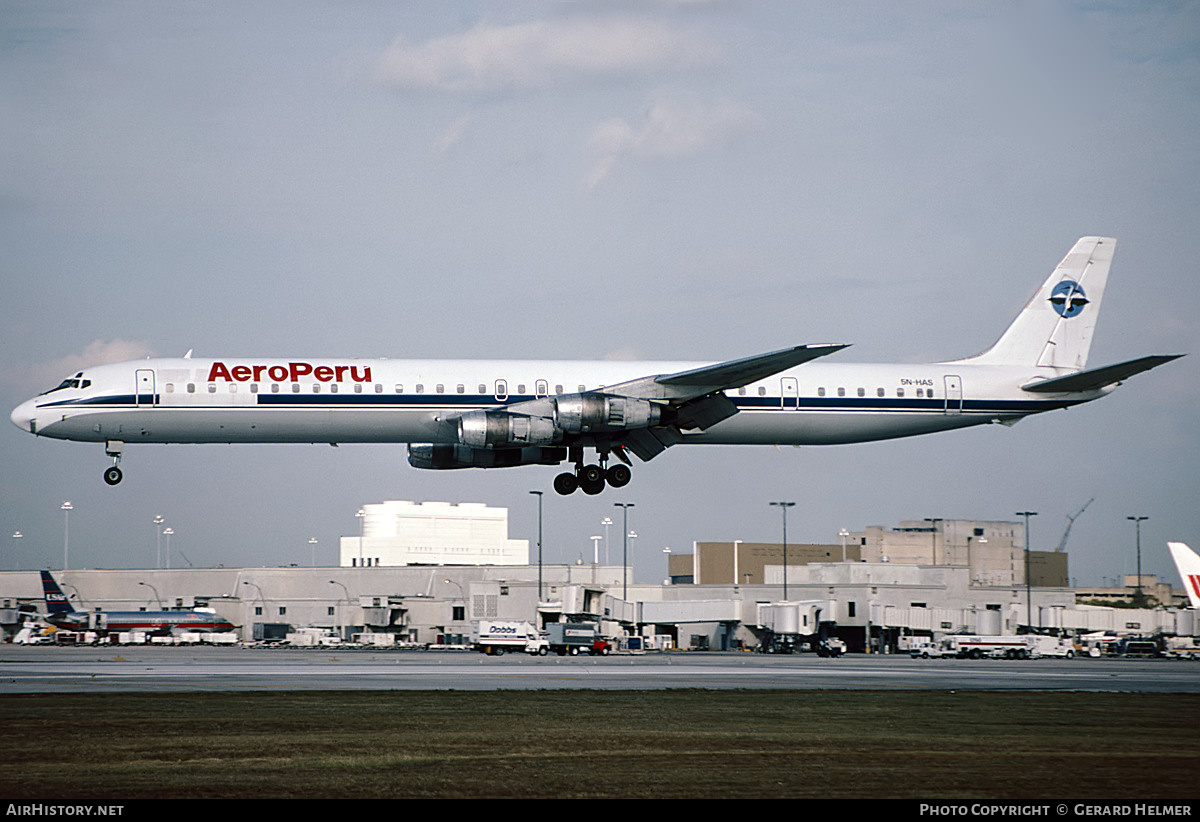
top-left (40, 570), bottom-right (74, 616)
top-left (1168, 542), bottom-right (1200, 609)
top-left (957, 237), bottom-right (1116, 369)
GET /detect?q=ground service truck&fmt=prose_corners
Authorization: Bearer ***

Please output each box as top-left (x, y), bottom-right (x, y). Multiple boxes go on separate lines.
top-left (471, 620), bottom-right (549, 656)
top-left (546, 622), bottom-right (610, 656)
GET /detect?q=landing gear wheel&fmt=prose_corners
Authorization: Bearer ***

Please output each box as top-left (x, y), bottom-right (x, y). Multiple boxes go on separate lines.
top-left (606, 464), bottom-right (631, 488)
top-left (103, 466), bottom-right (123, 486)
top-left (553, 472), bottom-right (579, 496)
top-left (580, 464), bottom-right (606, 495)
top-left (580, 464), bottom-right (604, 485)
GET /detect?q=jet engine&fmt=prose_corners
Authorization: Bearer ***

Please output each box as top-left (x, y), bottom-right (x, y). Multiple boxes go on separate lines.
top-left (457, 411), bottom-right (558, 449)
top-left (554, 394), bottom-right (661, 433)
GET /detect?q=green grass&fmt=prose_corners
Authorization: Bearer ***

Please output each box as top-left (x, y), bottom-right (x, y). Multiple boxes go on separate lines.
top-left (1, 690), bottom-right (1196, 799)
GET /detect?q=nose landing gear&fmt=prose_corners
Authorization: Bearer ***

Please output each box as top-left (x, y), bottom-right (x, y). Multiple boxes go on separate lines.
top-left (103, 441), bottom-right (124, 486)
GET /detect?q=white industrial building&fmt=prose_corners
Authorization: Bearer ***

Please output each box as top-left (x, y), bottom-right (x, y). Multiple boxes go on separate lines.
top-left (338, 500), bottom-right (528, 567)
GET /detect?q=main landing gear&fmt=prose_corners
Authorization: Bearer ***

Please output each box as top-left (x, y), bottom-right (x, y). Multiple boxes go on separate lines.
top-left (103, 441), bottom-right (124, 486)
top-left (553, 447), bottom-right (632, 496)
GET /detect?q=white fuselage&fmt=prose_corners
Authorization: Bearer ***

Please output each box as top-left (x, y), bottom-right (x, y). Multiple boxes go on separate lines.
top-left (10, 355), bottom-right (1098, 448)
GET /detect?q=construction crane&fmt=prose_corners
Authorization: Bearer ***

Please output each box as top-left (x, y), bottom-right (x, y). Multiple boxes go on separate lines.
top-left (1055, 498), bottom-right (1095, 553)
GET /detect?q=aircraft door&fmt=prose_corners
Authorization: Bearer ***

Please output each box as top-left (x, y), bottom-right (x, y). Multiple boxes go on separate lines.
top-left (135, 369), bottom-right (156, 406)
top-left (781, 377), bottom-right (799, 409)
top-left (494, 380), bottom-right (508, 403)
top-left (944, 375), bottom-right (962, 415)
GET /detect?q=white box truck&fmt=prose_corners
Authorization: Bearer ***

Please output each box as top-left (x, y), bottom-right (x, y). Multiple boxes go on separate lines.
top-left (472, 620), bottom-right (549, 656)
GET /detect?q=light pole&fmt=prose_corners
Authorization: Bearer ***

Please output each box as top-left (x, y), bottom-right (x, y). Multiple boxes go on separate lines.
top-left (1127, 516), bottom-right (1148, 603)
top-left (138, 581), bottom-right (163, 610)
top-left (356, 508), bottom-right (366, 568)
top-left (163, 528), bottom-right (174, 570)
top-left (153, 515), bottom-right (164, 568)
top-left (590, 536), bottom-right (602, 564)
top-left (614, 503), bottom-right (634, 601)
top-left (601, 517), bottom-right (613, 565)
top-left (732, 539), bottom-right (742, 585)
top-left (1016, 511), bottom-right (1038, 631)
top-left (60, 501), bottom-right (72, 570)
top-left (11, 531), bottom-right (22, 570)
top-left (308, 537), bottom-right (318, 567)
top-left (770, 501), bottom-right (795, 600)
top-left (839, 528), bottom-right (849, 562)
top-left (663, 546), bottom-right (672, 585)
top-left (530, 491), bottom-right (544, 601)
top-left (329, 580), bottom-right (350, 640)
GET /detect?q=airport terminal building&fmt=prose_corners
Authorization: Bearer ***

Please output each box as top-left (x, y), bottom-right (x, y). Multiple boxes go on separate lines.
top-left (1, 510), bottom-right (1194, 650)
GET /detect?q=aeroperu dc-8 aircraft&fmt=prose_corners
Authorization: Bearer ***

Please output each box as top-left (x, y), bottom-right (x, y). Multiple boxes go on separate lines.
top-left (10, 237), bottom-right (1183, 496)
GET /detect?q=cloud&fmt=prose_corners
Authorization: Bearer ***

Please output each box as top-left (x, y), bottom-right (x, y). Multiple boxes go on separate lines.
top-left (586, 95), bottom-right (763, 187)
top-left (375, 16), bottom-right (720, 93)
top-left (2, 339), bottom-right (155, 397)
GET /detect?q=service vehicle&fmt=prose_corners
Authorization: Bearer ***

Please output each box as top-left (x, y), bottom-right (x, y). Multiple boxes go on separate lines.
top-left (909, 641), bottom-right (957, 659)
top-left (546, 622), bottom-right (610, 656)
top-left (472, 620), bottom-right (549, 656)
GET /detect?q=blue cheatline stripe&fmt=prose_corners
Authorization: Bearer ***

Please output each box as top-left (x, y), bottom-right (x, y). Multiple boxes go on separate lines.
top-left (41, 393), bottom-right (1081, 415)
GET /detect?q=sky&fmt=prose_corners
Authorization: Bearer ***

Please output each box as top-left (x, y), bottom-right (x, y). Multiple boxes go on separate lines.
top-left (2, 1), bottom-right (1198, 589)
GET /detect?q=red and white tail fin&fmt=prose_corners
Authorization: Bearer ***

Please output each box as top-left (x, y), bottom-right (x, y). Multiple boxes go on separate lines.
top-left (1168, 542), bottom-right (1200, 609)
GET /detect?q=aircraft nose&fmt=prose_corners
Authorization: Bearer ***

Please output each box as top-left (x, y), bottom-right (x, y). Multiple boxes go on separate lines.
top-left (11, 399), bottom-right (35, 433)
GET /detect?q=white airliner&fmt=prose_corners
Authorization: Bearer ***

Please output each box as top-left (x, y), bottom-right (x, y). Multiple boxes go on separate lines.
top-left (1168, 543), bottom-right (1200, 609)
top-left (10, 237), bottom-right (1182, 495)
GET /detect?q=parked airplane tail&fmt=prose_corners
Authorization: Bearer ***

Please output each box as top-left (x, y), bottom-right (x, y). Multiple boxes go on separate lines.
top-left (39, 570), bottom-right (75, 617)
top-left (1168, 542), bottom-right (1200, 609)
top-left (956, 236), bottom-right (1115, 369)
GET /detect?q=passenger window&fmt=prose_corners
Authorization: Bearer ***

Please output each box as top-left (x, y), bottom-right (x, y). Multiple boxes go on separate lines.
top-left (291, 384), bottom-right (301, 393)
top-left (435, 384), bottom-right (444, 394)
top-left (395, 384), bottom-right (403, 394)
top-left (897, 388), bottom-right (905, 397)
top-left (738, 387), bottom-right (746, 396)
top-left (478, 384), bottom-right (486, 394)
top-left (416, 385), bottom-right (424, 394)
top-left (229, 384), bottom-right (237, 393)
top-left (857, 387), bottom-right (865, 397)
top-left (577, 385), bottom-right (585, 392)
top-left (312, 384), bottom-right (320, 393)
top-left (329, 384), bottom-right (337, 394)
top-left (250, 384), bottom-right (259, 394)
top-left (555, 384), bottom-right (563, 395)
top-left (517, 384), bottom-right (526, 394)
top-left (208, 384), bottom-right (217, 393)
top-left (877, 388), bottom-right (884, 397)
top-left (758, 386), bottom-right (766, 396)
top-left (354, 384), bottom-right (362, 394)
top-left (817, 387), bottom-right (825, 397)
top-left (374, 384), bottom-right (383, 394)
top-left (165, 384), bottom-right (175, 393)
top-left (837, 387), bottom-right (845, 397)
top-left (271, 384), bottom-right (280, 394)
top-left (457, 384), bottom-right (465, 394)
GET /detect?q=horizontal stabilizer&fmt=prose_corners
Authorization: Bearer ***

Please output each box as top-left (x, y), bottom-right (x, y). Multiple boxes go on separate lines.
top-left (1022, 355), bottom-right (1184, 393)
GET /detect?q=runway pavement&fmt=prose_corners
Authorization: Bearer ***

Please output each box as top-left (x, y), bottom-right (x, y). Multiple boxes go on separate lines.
top-left (2, 646), bottom-right (1197, 693)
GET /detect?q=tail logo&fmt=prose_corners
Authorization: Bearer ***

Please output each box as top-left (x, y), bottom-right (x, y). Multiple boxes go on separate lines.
top-left (1049, 280), bottom-right (1089, 318)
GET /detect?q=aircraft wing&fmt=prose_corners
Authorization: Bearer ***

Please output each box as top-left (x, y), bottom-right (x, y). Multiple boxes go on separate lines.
top-left (599, 343), bottom-right (848, 461)
top-left (601, 343), bottom-right (849, 401)
top-left (481, 343), bottom-right (847, 463)
top-left (1021, 354), bottom-right (1184, 393)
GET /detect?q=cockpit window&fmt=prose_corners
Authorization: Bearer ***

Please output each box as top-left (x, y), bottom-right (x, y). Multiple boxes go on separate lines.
top-left (42, 372), bottom-right (90, 394)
